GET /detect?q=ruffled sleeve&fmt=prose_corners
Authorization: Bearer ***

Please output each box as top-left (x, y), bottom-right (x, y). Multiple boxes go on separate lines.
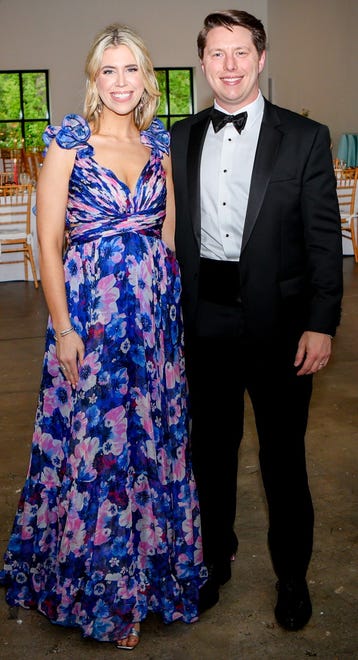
top-left (140, 118), bottom-right (170, 157)
top-left (42, 114), bottom-right (91, 152)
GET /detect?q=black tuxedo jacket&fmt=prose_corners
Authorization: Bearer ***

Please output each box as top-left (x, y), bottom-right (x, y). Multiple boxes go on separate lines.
top-left (171, 99), bottom-right (343, 343)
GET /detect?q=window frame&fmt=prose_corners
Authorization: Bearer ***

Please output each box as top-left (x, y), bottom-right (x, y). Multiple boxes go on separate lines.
top-left (155, 67), bottom-right (194, 129)
top-left (0, 69), bottom-right (50, 149)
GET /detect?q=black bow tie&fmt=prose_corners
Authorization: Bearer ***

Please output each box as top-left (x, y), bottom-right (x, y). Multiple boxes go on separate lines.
top-left (211, 108), bottom-right (248, 134)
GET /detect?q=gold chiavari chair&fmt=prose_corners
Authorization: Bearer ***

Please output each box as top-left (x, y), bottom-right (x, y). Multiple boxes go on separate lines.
top-left (336, 167), bottom-right (358, 262)
top-left (0, 172), bottom-right (12, 185)
top-left (0, 148), bottom-right (23, 181)
top-left (0, 183), bottom-right (39, 287)
top-left (23, 150), bottom-right (44, 184)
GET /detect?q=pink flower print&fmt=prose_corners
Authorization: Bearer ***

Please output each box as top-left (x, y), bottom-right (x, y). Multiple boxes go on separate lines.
top-left (176, 552), bottom-right (194, 579)
top-left (104, 406), bottom-right (127, 455)
top-left (133, 388), bottom-right (154, 437)
top-left (136, 516), bottom-right (163, 556)
top-left (72, 602), bottom-right (88, 620)
top-left (72, 411), bottom-right (88, 440)
top-left (127, 256), bottom-right (153, 305)
top-left (120, 337), bottom-right (131, 354)
top-left (41, 465), bottom-right (61, 487)
top-left (79, 351), bottom-right (101, 392)
top-left (182, 515), bottom-right (194, 545)
top-left (135, 310), bottom-right (155, 348)
top-left (118, 505), bottom-right (132, 529)
top-left (68, 436), bottom-right (99, 481)
top-left (156, 446), bottom-right (169, 483)
top-left (169, 304), bottom-right (177, 322)
top-left (37, 499), bottom-right (58, 530)
top-left (32, 427), bottom-right (44, 453)
top-left (65, 248), bottom-right (85, 297)
top-left (177, 483), bottom-right (196, 512)
top-left (69, 489), bottom-right (87, 515)
top-left (60, 510), bottom-right (86, 557)
top-left (101, 499), bottom-right (119, 519)
top-left (21, 525), bottom-right (34, 540)
top-left (165, 361), bottom-right (177, 390)
top-left (57, 585), bottom-right (77, 617)
top-left (172, 445), bottom-right (186, 482)
top-left (94, 499), bottom-right (118, 545)
top-left (94, 523), bottom-right (111, 546)
top-left (43, 376), bottom-right (72, 419)
top-left (168, 395), bottom-right (181, 426)
top-left (47, 342), bottom-right (61, 378)
top-left (19, 500), bottom-right (35, 523)
top-left (194, 538), bottom-right (204, 565)
top-left (41, 433), bottom-right (65, 467)
top-left (133, 473), bottom-right (152, 512)
top-left (93, 274), bottom-right (119, 324)
top-left (103, 237), bottom-right (125, 264)
top-left (38, 527), bottom-right (57, 554)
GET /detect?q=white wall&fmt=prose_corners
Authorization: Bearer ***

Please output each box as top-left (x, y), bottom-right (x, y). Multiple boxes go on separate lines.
top-left (0, 0), bottom-right (267, 122)
top-left (268, 0), bottom-right (358, 153)
top-left (1, 0), bottom-right (355, 155)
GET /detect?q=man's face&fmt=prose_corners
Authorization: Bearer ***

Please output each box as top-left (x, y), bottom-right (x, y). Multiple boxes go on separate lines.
top-left (201, 25), bottom-right (265, 112)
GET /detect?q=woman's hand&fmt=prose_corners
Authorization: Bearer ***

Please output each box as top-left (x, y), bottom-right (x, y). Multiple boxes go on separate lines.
top-left (56, 331), bottom-right (85, 388)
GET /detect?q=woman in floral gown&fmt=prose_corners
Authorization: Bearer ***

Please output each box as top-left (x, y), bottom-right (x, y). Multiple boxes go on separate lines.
top-left (0, 24), bottom-right (206, 650)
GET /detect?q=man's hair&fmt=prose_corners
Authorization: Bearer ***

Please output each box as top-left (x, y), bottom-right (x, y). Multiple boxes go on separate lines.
top-left (197, 10), bottom-right (266, 59)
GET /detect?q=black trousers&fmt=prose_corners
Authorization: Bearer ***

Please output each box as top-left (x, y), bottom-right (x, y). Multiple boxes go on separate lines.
top-left (187, 263), bottom-right (314, 581)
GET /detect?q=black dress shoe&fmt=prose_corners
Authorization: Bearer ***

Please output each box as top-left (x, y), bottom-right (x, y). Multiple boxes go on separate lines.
top-left (217, 560), bottom-right (231, 585)
top-left (198, 576), bottom-right (220, 614)
top-left (198, 560), bottom-right (232, 613)
top-left (275, 579), bottom-right (312, 631)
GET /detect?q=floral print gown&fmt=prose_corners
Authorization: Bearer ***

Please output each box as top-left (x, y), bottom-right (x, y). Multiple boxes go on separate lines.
top-left (0, 115), bottom-right (206, 642)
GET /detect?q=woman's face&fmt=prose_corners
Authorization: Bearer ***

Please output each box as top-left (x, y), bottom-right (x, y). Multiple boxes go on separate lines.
top-left (95, 45), bottom-right (145, 116)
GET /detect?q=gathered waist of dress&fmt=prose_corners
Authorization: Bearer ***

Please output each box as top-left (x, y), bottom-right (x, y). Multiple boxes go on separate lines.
top-left (68, 209), bottom-right (165, 245)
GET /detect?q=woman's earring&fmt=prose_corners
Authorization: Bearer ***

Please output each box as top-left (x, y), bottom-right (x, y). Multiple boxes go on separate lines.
top-left (137, 92), bottom-right (147, 112)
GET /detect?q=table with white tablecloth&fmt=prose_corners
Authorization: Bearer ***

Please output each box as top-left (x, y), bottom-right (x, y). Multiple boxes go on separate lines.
top-left (0, 183), bottom-right (355, 279)
top-left (340, 178), bottom-right (358, 257)
top-left (0, 191), bottom-right (40, 282)
top-left (337, 133), bottom-right (358, 168)
top-left (336, 169), bottom-right (358, 256)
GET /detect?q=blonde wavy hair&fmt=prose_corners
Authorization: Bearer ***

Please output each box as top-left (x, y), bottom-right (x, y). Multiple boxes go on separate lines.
top-left (84, 23), bottom-right (160, 132)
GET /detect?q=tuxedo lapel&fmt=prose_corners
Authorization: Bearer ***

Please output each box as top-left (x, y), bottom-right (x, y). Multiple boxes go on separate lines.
top-left (187, 112), bottom-right (211, 248)
top-left (241, 102), bottom-right (283, 254)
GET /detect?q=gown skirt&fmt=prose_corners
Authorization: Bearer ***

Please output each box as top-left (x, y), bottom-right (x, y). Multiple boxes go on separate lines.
top-left (0, 115), bottom-right (206, 642)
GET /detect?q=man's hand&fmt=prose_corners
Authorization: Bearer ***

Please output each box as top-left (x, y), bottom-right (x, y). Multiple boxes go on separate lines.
top-left (294, 331), bottom-right (332, 376)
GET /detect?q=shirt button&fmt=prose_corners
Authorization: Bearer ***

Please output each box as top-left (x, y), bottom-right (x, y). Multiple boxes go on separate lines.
top-left (226, 233), bottom-right (229, 237)
top-left (223, 169), bottom-right (227, 173)
top-left (223, 202), bottom-right (226, 206)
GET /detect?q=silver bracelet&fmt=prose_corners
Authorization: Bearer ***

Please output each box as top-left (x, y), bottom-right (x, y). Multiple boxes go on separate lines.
top-left (54, 326), bottom-right (74, 342)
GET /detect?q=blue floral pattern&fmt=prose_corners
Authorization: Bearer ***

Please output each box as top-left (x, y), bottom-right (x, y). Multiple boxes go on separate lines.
top-left (0, 115), bottom-right (206, 642)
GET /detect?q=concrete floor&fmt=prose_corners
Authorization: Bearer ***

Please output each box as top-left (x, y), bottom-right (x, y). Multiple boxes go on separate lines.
top-left (0, 257), bottom-right (357, 659)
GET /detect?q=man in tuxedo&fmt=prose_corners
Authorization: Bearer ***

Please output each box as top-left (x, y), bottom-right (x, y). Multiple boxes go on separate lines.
top-left (171, 10), bottom-right (343, 630)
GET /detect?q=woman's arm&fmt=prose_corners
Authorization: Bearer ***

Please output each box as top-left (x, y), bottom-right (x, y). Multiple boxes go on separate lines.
top-left (36, 141), bottom-right (84, 386)
top-left (161, 153), bottom-right (176, 251)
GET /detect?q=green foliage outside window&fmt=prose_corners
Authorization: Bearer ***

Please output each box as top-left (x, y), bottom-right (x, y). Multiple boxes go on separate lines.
top-left (0, 71), bottom-right (49, 149)
top-left (155, 68), bottom-right (193, 129)
top-left (0, 68), bottom-right (192, 146)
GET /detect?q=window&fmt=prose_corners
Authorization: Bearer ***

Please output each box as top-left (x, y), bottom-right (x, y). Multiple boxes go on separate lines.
top-left (0, 70), bottom-right (50, 150)
top-left (155, 68), bottom-right (194, 129)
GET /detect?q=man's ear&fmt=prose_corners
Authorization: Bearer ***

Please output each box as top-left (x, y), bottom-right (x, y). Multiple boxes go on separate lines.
top-left (258, 50), bottom-right (266, 74)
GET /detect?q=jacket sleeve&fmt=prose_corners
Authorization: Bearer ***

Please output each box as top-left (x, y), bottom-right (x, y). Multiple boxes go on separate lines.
top-left (301, 123), bottom-right (343, 335)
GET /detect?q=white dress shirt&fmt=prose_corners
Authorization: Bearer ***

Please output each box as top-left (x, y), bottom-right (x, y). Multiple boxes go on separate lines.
top-left (200, 91), bottom-right (265, 261)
